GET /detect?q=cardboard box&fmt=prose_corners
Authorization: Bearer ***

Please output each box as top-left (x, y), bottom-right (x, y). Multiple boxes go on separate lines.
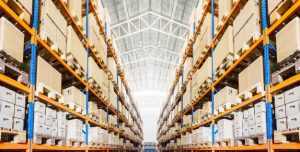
top-left (34, 122), bottom-right (45, 134)
top-left (276, 17), bottom-right (300, 63)
top-left (0, 86), bottom-right (16, 104)
top-left (268, 0), bottom-right (284, 14)
top-left (67, 0), bottom-right (82, 21)
top-left (0, 17), bottom-right (24, 63)
top-left (274, 93), bottom-right (285, 107)
top-left (67, 119), bottom-right (83, 140)
top-left (214, 26), bottom-right (234, 72)
top-left (218, 0), bottom-right (232, 20)
top-left (276, 117), bottom-right (287, 131)
top-left (108, 57), bottom-right (117, 81)
top-left (66, 26), bottom-right (87, 71)
top-left (284, 86), bottom-right (300, 104)
top-left (15, 93), bottom-right (26, 108)
top-left (34, 101), bottom-right (46, 114)
top-left (45, 125), bottom-right (52, 136)
top-left (34, 112), bottom-right (46, 124)
top-left (63, 86), bottom-right (85, 108)
top-left (285, 100), bottom-right (300, 117)
top-left (255, 101), bottom-right (266, 113)
top-left (14, 105), bottom-right (25, 119)
top-left (13, 117), bottom-right (24, 131)
top-left (214, 86), bottom-right (237, 110)
top-left (0, 115), bottom-right (13, 129)
top-left (275, 105), bottom-right (286, 119)
top-left (37, 56), bottom-right (62, 93)
top-left (287, 114), bottom-right (300, 129)
top-left (198, 57), bottom-right (212, 86)
top-left (254, 112), bottom-right (266, 124)
top-left (51, 126), bottom-right (58, 136)
top-left (0, 100), bottom-right (15, 116)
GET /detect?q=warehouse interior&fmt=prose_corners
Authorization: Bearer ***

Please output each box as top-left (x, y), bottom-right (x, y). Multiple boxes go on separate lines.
top-left (0, 0), bottom-right (300, 152)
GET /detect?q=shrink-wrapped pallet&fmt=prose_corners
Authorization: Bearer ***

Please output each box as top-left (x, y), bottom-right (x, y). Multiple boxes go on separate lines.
top-left (276, 17), bottom-right (300, 63)
top-left (40, 0), bottom-right (67, 53)
top-left (0, 17), bottom-right (24, 63)
top-left (214, 26), bottom-right (234, 73)
top-left (66, 26), bottom-right (87, 71)
top-left (37, 56), bottom-right (62, 93)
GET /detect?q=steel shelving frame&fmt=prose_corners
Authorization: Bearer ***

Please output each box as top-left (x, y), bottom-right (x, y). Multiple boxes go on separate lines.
top-left (0, 0), bottom-right (143, 151)
top-left (157, 0), bottom-right (300, 151)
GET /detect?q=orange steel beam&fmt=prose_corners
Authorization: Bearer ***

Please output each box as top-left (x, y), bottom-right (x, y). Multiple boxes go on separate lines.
top-left (0, 143), bottom-right (28, 150)
top-left (270, 72), bottom-right (300, 93)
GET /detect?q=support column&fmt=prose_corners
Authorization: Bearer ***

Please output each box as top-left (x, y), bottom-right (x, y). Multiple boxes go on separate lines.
top-left (85, 0), bottom-right (90, 150)
top-left (210, 0), bottom-right (215, 151)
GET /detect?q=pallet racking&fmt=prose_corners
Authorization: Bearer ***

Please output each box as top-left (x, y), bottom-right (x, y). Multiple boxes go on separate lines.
top-left (0, 0), bottom-right (143, 151)
top-left (157, 0), bottom-right (300, 151)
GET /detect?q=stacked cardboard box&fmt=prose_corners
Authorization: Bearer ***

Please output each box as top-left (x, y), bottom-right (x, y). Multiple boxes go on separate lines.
top-left (109, 81), bottom-right (118, 108)
top-left (109, 114), bottom-right (117, 126)
top-left (183, 81), bottom-right (191, 109)
top-left (37, 56), bottom-right (62, 94)
top-left (218, 0), bottom-right (232, 23)
top-left (0, 86), bottom-right (25, 132)
top-left (233, 0), bottom-right (261, 55)
top-left (0, 17), bottom-right (25, 63)
top-left (66, 119), bottom-right (84, 141)
top-left (268, 0), bottom-right (293, 24)
top-left (98, 108), bottom-right (107, 122)
top-left (183, 57), bottom-right (193, 82)
top-left (66, 0), bottom-right (82, 25)
top-left (183, 115), bottom-right (192, 126)
top-left (216, 119), bottom-right (233, 141)
top-left (66, 26), bottom-right (87, 71)
top-left (275, 17), bottom-right (300, 63)
top-left (275, 86), bottom-right (300, 131)
top-left (40, 0), bottom-right (67, 54)
top-left (214, 86), bottom-right (237, 112)
top-left (57, 111), bottom-right (67, 137)
top-left (108, 57), bottom-right (117, 82)
top-left (63, 86), bottom-right (86, 111)
top-left (193, 108), bottom-right (202, 123)
top-left (198, 127), bottom-right (212, 143)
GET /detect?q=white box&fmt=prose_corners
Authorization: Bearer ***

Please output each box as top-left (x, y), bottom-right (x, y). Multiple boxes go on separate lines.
top-left (45, 125), bottom-right (52, 136)
top-left (248, 126), bottom-right (256, 135)
top-left (34, 101), bottom-right (46, 114)
top-left (46, 107), bottom-right (52, 117)
top-left (248, 107), bottom-right (255, 116)
top-left (287, 114), bottom-right (300, 129)
top-left (284, 86), bottom-right (300, 104)
top-left (15, 93), bottom-right (26, 108)
top-left (243, 110), bottom-right (248, 118)
top-left (0, 115), bottom-right (13, 129)
top-left (247, 115), bottom-right (255, 126)
top-left (13, 117), bottom-right (24, 131)
top-left (255, 101), bottom-right (266, 113)
top-left (46, 115), bottom-right (53, 126)
top-left (34, 122), bottom-right (45, 134)
top-left (51, 126), bottom-right (58, 136)
top-left (52, 109), bottom-right (57, 118)
top-left (276, 117), bottom-right (287, 131)
top-left (58, 127), bottom-right (66, 137)
top-left (255, 112), bottom-right (266, 124)
top-left (234, 128), bottom-right (243, 138)
top-left (242, 119), bottom-right (248, 128)
top-left (285, 100), bottom-right (300, 117)
top-left (274, 93), bottom-right (285, 107)
top-left (58, 119), bottom-right (66, 129)
top-left (14, 105), bottom-right (25, 119)
top-left (0, 86), bottom-right (15, 104)
top-left (275, 105), bottom-right (286, 119)
top-left (0, 100), bottom-right (15, 116)
top-left (243, 127), bottom-right (249, 137)
top-left (52, 119), bottom-right (58, 127)
top-left (255, 122), bottom-right (266, 134)
top-left (34, 112), bottom-right (46, 124)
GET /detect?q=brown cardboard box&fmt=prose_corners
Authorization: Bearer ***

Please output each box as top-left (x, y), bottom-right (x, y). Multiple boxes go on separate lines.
top-left (276, 17), bottom-right (300, 63)
top-left (89, 101), bottom-right (98, 114)
top-left (99, 108), bottom-right (107, 121)
top-left (218, 0), bottom-right (233, 20)
top-left (0, 17), bottom-right (24, 63)
top-left (88, 57), bottom-right (102, 86)
top-left (108, 57), bottom-right (117, 81)
top-left (37, 56), bottom-right (62, 93)
top-left (66, 26), bottom-right (87, 71)
top-left (268, 0), bottom-right (283, 14)
top-left (63, 86), bottom-right (84, 107)
top-left (184, 57), bottom-right (193, 81)
top-left (215, 86), bottom-right (237, 110)
top-left (214, 26), bottom-right (234, 72)
top-left (238, 62), bottom-right (248, 94)
top-left (67, 0), bottom-right (82, 21)
top-left (199, 57), bottom-right (212, 86)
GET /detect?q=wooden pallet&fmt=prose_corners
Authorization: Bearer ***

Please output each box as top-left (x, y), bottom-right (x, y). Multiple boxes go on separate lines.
top-left (198, 141), bottom-right (212, 148)
top-left (199, 78), bottom-right (212, 93)
top-left (216, 14), bottom-right (229, 31)
top-left (2, 0), bottom-right (31, 25)
top-left (88, 142), bottom-right (102, 148)
top-left (34, 133), bottom-right (66, 146)
top-left (0, 127), bottom-right (26, 143)
top-left (215, 53), bottom-right (234, 78)
top-left (274, 127), bottom-right (300, 143)
top-left (88, 78), bottom-right (102, 94)
top-left (269, 0), bottom-right (297, 25)
top-left (66, 138), bottom-right (85, 147)
top-left (216, 102), bottom-right (237, 114)
top-left (39, 31), bottom-right (67, 60)
top-left (272, 54), bottom-right (300, 85)
top-left (62, 101), bottom-right (86, 114)
top-left (235, 134), bottom-right (266, 146)
top-left (236, 82), bottom-right (264, 103)
top-left (0, 52), bottom-right (28, 85)
top-left (234, 32), bottom-right (261, 61)
top-left (66, 53), bottom-right (86, 78)
top-left (36, 82), bottom-right (64, 103)
top-left (215, 138), bottom-right (234, 147)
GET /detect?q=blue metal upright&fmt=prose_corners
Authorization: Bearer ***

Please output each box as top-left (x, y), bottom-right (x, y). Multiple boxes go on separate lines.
top-left (27, 0), bottom-right (39, 151)
top-left (85, 0), bottom-right (89, 146)
top-left (117, 68), bottom-right (120, 128)
top-left (261, 0), bottom-right (273, 152)
top-left (180, 67), bottom-right (184, 128)
top-left (210, 0), bottom-right (215, 147)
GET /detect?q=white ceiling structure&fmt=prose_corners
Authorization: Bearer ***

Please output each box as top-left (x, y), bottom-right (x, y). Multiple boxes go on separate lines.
top-left (102, 0), bottom-right (195, 142)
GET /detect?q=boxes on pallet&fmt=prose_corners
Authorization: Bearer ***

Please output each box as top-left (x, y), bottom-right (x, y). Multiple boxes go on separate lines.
top-left (15, 93), bottom-right (26, 108)
top-left (67, 119), bottom-right (83, 141)
top-left (193, 108), bottom-right (202, 123)
top-left (238, 56), bottom-right (264, 96)
top-left (108, 57), bottom-right (117, 81)
top-left (88, 101), bottom-right (98, 115)
top-left (40, 0), bottom-right (67, 53)
top-left (63, 86), bottom-right (86, 110)
top-left (66, 0), bottom-right (82, 22)
top-left (276, 17), bottom-right (300, 63)
top-left (66, 26), bottom-right (87, 71)
top-left (218, 0), bottom-right (232, 22)
top-left (214, 26), bottom-right (234, 73)
top-left (216, 119), bottom-right (233, 141)
top-left (183, 57), bottom-right (193, 82)
top-left (37, 56), bottom-right (62, 94)
top-left (14, 105), bottom-right (25, 119)
top-left (214, 86), bottom-right (237, 112)
top-left (0, 100), bottom-right (14, 117)
top-left (0, 17), bottom-right (24, 63)
top-left (198, 127), bottom-right (212, 142)
top-left (233, 0), bottom-right (261, 55)
top-left (88, 56), bottom-right (107, 92)
top-left (98, 108), bottom-right (107, 122)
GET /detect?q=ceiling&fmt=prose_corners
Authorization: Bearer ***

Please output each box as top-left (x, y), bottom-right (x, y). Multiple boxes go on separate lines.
top-left (102, 0), bottom-right (195, 142)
